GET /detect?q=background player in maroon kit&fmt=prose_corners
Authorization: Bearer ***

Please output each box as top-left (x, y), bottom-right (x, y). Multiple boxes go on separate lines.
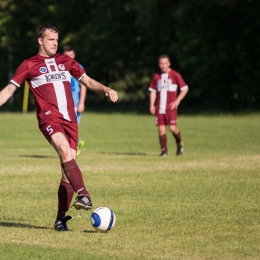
top-left (149, 55), bottom-right (189, 156)
top-left (0, 24), bottom-right (118, 231)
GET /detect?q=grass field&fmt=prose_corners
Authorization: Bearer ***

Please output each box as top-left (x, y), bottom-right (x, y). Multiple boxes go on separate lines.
top-left (0, 112), bottom-right (259, 260)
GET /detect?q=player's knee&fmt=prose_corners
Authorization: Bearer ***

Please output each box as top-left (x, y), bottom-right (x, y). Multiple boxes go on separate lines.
top-left (58, 143), bottom-right (72, 161)
top-left (159, 130), bottom-right (166, 136)
top-left (170, 125), bottom-right (178, 133)
top-left (158, 127), bottom-right (166, 135)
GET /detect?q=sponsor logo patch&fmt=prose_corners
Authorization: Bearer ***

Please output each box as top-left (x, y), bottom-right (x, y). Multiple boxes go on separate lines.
top-left (39, 67), bottom-right (47, 73)
top-left (45, 72), bottom-right (67, 82)
top-left (58, 64), bottom-right (65, 70)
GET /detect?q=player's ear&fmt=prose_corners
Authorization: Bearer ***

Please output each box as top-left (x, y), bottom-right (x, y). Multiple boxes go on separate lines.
top-left (38, 37), bottom-right (43, 46)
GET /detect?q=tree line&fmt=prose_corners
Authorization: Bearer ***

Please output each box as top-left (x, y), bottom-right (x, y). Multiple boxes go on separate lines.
top-left (0, 0), bottom-right (259, 112)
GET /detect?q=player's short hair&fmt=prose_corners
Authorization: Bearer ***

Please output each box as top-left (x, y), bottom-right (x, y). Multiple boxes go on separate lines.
top-left (36, 24), bottom-right (59, 39)
top-left (63, 45), bottom-right (75, 53)
top-left (158, 54), bottom-right (171, 62)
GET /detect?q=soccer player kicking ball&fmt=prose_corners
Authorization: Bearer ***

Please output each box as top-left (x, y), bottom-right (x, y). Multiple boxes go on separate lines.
top-left (0, 24), bottom-right (118, 231)
top-left (149, 55), bottom-right (188, 156)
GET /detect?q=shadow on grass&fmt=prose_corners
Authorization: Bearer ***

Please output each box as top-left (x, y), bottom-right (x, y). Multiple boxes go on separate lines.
top-left (83, 230), bottom-right (98, 233)
top-left (100, 152), bottom-right (147, 156)
top-left (0, 222), bottom-right (101, 233)
top-left (0, 222), bottom-right (50, 230)
top-left (19, 155), bottom-right (56, 159)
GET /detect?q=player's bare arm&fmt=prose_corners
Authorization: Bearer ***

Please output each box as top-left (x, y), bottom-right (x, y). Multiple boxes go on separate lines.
top-left (149, 91), bottom-right (156, 114)
top-left (77, 83), bottom-right (87, 113)
top-left (80, 75), bottom-right (118, 102)
top-left (169, 88), bottom-right (189, 110)
top-left (0, 84), bottom-right (18, 106)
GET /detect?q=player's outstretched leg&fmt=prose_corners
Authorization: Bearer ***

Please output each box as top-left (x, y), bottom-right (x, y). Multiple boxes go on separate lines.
top-left (51, 132), bottom-right (92, 211)
top-left (62, 159), bottom-right (92, 210)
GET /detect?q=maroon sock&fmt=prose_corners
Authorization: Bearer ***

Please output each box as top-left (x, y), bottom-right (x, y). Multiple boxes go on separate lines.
top-left (56, 180), bottom-right (74, 220)
top-left (173, 131), bottom-right (182, 144)
top-left (159, 134), bottom-right (167, 153)
top-left (61, 159), bottom-right (90, 197)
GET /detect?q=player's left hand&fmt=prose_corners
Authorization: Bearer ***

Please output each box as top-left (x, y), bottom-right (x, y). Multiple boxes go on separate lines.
top-left (169, 100), bottom-right (180, 110)
top-left (105, 88), bottom-right (118, 102)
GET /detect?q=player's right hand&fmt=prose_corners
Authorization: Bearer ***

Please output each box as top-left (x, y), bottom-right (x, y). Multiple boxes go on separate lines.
top-left (150, 106), bottom-right (155, 115)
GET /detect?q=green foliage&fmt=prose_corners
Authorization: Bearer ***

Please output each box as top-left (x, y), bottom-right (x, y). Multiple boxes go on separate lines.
top-left (0, 0), bottom-right (259, 111)
top-left (174, 0), bottom-right (260, 111)
top-left (0, 112), bottom-right (260, 259)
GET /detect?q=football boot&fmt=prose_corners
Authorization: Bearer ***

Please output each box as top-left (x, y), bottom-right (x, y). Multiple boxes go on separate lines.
top-left (54, 215), bottom-right (72, 231)
top-left (159, 151), bottom-right (168, 157)
top-left (72, 195), bottom-right (92, 210)
top-left (77, 140), bottom-right (85, 156)
top-left (176, 142), bottom-right (184, 156)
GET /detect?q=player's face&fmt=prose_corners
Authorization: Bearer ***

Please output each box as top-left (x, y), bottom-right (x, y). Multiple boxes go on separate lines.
top-left (158, 58), bottom-right (171, 73)
top-left (38, 29), bottom-right (58, 57)
top-left (64, 50), bottom-right (76, 59)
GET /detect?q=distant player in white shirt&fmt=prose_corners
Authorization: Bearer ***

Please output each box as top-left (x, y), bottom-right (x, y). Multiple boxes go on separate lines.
top-left (149, 55), bottom-right (189, 156)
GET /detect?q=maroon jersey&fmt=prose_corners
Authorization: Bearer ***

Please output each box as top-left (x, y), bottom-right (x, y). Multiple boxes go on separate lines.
top-left (149, 69), bottom-right (188, 114)
top-left (11, 53), bottom-right (86, 125)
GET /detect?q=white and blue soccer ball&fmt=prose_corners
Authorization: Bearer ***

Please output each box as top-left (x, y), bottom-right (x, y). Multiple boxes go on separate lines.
top-left (90, 207), bottom-right (116, 232)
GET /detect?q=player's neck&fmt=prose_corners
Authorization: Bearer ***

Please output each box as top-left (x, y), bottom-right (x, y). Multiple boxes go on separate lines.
top-left (38, 52), bottom-right (54, 58)
top-left (38, 49), bottom-right (55, 58)
top-left (161, 68), bottom-right (171, 73)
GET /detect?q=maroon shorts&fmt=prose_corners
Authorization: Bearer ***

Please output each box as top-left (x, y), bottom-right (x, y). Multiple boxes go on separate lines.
top-left (39, 119), bottom-right (78, 151)
top-left (155, 110), bottom-right (178, 126)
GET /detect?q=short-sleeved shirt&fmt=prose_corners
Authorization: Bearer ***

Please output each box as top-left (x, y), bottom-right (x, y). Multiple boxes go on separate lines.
top-left (71, 63), bottom-right (84, 107)
top-left (148, 69), bottom-right (188, 114)
top-left (11, 53), bottom-right (86, 125)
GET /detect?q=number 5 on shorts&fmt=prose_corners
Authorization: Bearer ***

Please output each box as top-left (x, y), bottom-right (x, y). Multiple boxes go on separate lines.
top-left (46, 125), bottom-right (54, 135)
